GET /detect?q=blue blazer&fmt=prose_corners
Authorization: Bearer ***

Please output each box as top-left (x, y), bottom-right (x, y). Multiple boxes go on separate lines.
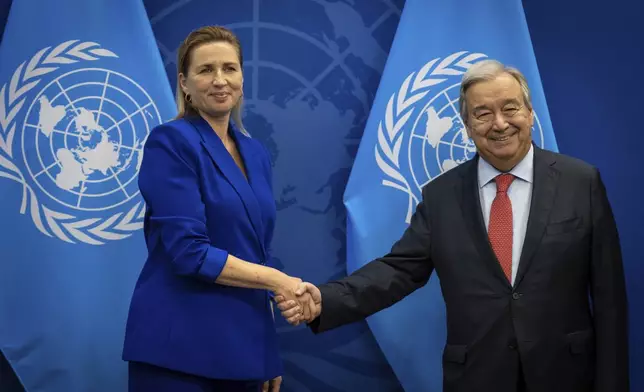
top-left (122, 115), bottom-right (282, 381)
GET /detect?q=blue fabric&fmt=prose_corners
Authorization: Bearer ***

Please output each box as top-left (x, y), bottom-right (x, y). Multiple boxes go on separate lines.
top-left (128, 361), bottom-right (261, 392)
top-left (122, 116), bottom-right (282, 381)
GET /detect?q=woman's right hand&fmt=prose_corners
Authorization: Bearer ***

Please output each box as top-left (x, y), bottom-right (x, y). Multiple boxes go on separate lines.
top-left (270, 273), bottom-right (308, 324)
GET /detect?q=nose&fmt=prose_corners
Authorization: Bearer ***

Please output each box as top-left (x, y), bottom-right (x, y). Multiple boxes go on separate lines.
top-left (211, 70), bottom-right (226, 87)
top-left (491, 111), bottom-right (509, 131)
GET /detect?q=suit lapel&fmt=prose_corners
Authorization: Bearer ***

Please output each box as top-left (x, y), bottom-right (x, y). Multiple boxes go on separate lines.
top-left (188, 116), bottom-right (266, 256)
top-left (231, 129), bottom-right (265, 216)
top-left (231, 127), bottom-right (267, 253)
top-left (514, 147), bottom-right (559, 288)
top-left (458, 157), bottom-right (512, 288)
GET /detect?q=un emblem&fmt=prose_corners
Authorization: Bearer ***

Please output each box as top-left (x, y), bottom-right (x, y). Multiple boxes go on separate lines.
top-left (376, 51), bottom-right (545, 223)
top-left (0, 40), bottom-right (162, 245)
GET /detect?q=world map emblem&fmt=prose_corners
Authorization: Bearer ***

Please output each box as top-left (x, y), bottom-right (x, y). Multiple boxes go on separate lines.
top-left (375, 51), bottom-right (546, 223)
top-left (0, 40), bottom-right (163, 245)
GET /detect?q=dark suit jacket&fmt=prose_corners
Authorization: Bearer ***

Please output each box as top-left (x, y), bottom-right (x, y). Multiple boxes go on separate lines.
top-left (312, 147), bottom-right (628, 392)
top-left (122, 116), bottom-right (282, 381)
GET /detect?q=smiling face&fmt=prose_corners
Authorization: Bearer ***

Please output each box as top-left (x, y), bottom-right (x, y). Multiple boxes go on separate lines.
top-left (179, 41), bottom-right (243, 121)
top-left (464, 72), bottom-right (534, 171)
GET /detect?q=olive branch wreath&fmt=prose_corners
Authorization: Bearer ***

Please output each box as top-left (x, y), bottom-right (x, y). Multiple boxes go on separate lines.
top-left (0, 40), bottom-right (146, 245)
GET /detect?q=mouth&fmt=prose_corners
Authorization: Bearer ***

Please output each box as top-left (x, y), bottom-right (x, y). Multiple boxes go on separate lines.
top-left (210, 92), bottom-right (230, 99)
top-left (488, 131), bottom-right (517, 142)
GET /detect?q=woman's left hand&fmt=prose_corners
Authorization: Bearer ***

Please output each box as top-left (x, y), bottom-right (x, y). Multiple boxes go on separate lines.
top-left (262, 376), bottom-right (282, 392)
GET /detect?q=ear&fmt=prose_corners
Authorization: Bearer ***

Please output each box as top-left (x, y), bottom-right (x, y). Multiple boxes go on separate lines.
top-left (179, 72), bottom-right (189, 96)
top-left (528, 108), bottom-right (534, 128)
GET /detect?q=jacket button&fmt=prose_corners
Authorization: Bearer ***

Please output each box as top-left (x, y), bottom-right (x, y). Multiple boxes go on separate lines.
top-left (512, 292), bottom-right (521, 300)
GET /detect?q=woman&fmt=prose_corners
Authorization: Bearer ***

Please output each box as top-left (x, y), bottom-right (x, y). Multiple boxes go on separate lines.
top-left (122, 26), bottom-right (307, 392)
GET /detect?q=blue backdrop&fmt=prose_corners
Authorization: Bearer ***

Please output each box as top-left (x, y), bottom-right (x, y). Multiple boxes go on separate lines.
top-left (0, 0), bottom-right (641, 391)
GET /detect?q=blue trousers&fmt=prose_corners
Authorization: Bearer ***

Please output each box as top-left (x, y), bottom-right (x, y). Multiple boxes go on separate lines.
top-left (128, 361), bottom-right (262, 392)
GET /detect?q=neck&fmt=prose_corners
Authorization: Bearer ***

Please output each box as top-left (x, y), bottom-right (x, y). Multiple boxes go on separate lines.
top-left (491, 158), bottom-right (519, 172)
top-left (200, 111), bottom-right (231, 141)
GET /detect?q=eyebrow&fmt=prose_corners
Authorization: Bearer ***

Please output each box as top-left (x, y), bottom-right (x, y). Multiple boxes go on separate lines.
top-left (472, 105), bottom-right (490, 113)
top-left (194, 61), bottom-right (239, 68)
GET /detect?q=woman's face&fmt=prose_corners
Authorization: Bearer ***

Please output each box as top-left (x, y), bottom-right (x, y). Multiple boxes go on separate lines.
top-left (180, 41), bottom-right (243, 119)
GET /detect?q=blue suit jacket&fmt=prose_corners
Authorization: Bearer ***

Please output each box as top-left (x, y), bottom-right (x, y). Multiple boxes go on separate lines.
top-left (122, 115), bottom-right (282, 381)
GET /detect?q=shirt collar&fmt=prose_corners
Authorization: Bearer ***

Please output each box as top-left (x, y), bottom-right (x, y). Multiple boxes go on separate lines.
top-left (478, 144), bottom-right (534, 188)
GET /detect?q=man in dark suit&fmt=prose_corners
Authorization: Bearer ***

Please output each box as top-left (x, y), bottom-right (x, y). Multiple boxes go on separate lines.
top-left (276, 59), bottom-right (629, 392)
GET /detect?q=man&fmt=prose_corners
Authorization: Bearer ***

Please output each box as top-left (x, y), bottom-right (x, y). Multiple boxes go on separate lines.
top-left (277, 60), bottom-right (629, 392)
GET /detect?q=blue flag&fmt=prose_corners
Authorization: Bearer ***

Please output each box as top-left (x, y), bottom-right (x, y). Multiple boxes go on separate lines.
top-left (0, 1), bottom-right (175, 390)
top-left (343, 0), bottom-right (558, 390)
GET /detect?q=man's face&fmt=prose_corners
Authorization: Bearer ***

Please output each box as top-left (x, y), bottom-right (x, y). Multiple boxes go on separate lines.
top-left (465, 73), bottom-right (534, 171)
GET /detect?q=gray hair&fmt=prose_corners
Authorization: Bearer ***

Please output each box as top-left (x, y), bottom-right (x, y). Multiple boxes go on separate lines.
top-left (459, 59), bottom-right (532, 125)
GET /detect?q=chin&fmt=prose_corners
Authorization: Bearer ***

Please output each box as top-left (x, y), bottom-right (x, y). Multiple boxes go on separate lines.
top-left (486, 140), bottom-right (513, 153)
top-left (491, 141), bottom-right (532, 162)
top-left (206, 106), bottom-right (234, 117)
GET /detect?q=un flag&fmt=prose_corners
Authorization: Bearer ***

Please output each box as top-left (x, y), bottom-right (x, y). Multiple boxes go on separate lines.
top-left (343, 0), bottom-right (558, 390)
top-left (0, 0), bottom-right (175, 391)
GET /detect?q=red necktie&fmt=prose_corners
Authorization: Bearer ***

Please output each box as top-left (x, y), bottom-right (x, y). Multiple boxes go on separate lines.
top-left (488, 173), bottom-right (515, 282)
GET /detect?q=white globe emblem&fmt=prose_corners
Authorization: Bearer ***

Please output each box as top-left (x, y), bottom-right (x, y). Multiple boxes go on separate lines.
top-left (21, 68), bottom-right (161, 212)
top-left (0, 41), bottom-right (163, 244)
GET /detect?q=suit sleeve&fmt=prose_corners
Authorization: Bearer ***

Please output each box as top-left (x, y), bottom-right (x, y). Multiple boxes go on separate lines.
top-left (311, 185), bottom-right (435, 333)
top-left (588, 168), bottom-right (629, 392)
top-left (139, 124), bottom-right (228, 282)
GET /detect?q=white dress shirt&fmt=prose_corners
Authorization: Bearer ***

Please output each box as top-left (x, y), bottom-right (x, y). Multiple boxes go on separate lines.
top-left (478, 145), bottom-right (534, 285)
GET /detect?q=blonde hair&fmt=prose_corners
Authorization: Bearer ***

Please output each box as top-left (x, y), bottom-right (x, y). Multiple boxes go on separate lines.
top-left (175, 26), bottom-right (247, 135)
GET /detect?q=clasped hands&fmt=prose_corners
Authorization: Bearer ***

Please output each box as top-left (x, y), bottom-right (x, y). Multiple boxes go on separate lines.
top-left (272, 275), bottom-right (321, 326)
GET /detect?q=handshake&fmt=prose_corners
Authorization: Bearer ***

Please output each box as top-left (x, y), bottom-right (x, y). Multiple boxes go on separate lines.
top-left (272, 276), bottom-right (322, 326)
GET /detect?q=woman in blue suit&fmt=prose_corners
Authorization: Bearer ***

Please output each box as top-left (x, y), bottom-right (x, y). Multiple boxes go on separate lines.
top-left (122, 26), bottom-right (309, 392)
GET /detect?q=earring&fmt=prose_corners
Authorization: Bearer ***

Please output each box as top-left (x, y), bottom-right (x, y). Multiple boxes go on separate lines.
top-left (186, 94), bottom-right (192, 103)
